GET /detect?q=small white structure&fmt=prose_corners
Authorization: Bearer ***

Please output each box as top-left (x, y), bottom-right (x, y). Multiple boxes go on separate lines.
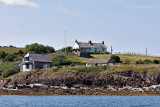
top-left (86, 58), bottom-right (114, 66)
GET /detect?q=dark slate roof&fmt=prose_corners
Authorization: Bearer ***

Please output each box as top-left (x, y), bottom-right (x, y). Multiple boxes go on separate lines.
top-left (87, 58), bottom-right (112, 64)
top-left (78, 42), bottom-right (107, 48)
top-left (29, 53), bottom-right (52, 63)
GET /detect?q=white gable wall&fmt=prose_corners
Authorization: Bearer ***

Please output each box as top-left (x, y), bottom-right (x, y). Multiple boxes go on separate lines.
top-left (73, 43), bottom-right (79, 49)
top-left (24, 53), bottom-right (30, 57)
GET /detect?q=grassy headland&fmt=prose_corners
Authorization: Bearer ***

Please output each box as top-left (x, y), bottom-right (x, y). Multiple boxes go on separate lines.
top-left (0, 47), bottom-right (25, 54)
top-left (0, 46), bottom-right (160, 64)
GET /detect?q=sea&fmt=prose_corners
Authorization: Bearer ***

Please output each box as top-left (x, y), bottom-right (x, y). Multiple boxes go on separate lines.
top-left (0, 95), bottom-right (160, 107)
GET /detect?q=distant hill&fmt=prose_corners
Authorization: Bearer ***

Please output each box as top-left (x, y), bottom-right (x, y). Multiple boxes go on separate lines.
top-left (0, 47), bottom-right (25, 54)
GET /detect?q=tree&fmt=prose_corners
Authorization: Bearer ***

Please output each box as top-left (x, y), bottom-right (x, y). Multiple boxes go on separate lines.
top-left (111, 55), bottom-right (120, 63)
top-left (0, 51), bottom-right (7, 59)
top-left (25, 43), bottom-right (55, 54)
top-left (45, 46), bottom-right (55, 53)
top-left (143, 59), bottom-right (152, 64)
top-left (153, 59), bottom-right (159, 64)
top-left (58, 46), bottom-right (72, 53)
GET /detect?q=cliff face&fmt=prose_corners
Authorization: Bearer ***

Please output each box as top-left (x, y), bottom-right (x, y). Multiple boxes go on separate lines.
top-left (9, 70), bottom-right (160, 89)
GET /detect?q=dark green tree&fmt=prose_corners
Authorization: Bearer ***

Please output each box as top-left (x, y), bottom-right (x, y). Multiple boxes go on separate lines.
top-left (25, 43), bottom-right (55, 54)
top-left (136, 60), bottom-right (143, 64)
top-left (58, 46), bottom-right (72, 53)
top-left (111, 55), bottom-right (120, 63)
top-left (45, 46), bottom-right (55, 53)
top-left (153, 59), bottom-right (159, 64)
top-left (0, 51), bottom-right (7, 59)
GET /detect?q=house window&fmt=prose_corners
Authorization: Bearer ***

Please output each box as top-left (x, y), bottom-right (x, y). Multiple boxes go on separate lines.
top-left (26, 64), bottom-right (29, 69)
top-left (103, 48), bottom-right (105, 51)
top-left (25, 57), bottom-right (29, 61)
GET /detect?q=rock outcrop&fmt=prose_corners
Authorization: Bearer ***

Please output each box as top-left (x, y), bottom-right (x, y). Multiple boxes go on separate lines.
top-left (9, 70), bottom-right (160, 89)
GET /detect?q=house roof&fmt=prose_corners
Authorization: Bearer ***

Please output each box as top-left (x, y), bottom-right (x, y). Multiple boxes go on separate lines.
top-left (78, 42), bottom-right (107, 49)
top-left (29, 53), bottom-right (52, 63)
top-left (87, 58), bottom-right (112, 64)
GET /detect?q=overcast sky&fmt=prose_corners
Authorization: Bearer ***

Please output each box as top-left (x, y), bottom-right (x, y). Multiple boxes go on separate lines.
top-left (0, 0), bottom-right (160, 55)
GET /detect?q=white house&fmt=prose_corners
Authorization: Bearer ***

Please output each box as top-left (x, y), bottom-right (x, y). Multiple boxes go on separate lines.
top-left (72, 40), bottom-right (107, 54)
top-left (20, 52), bottom-right (53, 72)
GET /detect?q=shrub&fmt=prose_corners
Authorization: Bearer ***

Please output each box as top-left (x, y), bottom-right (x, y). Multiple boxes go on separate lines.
top-left (18, 50), bottom-right (24, 55)
top-left (0, 51), bottom-right (7, 59)
top-left (53, 68), bottom-right (59, 72)
top-left (0, 62), bottom-right (20, 77)
top-left (143, 59), bottom-right (152, 64)
top-left (36, 69), bottom-right (41, 72)
top-left (9, 45), bottom-right (14, 48)
top-left (71, 63), bottom-right (75, 67)
top-left (123, 60), bottom-right (130, 64)
top-left (136, 60), bottom-right (143, 64)
top-left (52, 55), bottom-right (72, 66)
top-left (2, 67), bottom-right (20, 78)
top-left (153, 59), bottom-right (159, 64)
top-left (4, 54), bottom-right (16, 62)
top-left (111, 55), bottom-right (120, 63)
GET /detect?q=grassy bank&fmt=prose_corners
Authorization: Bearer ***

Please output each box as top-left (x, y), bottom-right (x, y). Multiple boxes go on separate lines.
top-left (0, 47), bottom-right (25, 54)
top-left (11, 65), bottom-right (160, 78)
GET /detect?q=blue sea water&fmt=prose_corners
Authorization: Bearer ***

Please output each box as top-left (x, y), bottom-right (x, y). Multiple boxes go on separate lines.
top-left (0, 95), bottom-right (160, 107)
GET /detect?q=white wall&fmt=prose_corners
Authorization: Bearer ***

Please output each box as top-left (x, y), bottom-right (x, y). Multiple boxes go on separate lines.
top-left (22, 64), bottom-right (33, 72)
top-left (73, 43), bottom-right (79, 49)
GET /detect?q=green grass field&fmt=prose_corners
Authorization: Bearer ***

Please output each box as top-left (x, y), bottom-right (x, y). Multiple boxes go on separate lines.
top-left (48, 52), bottom-right (160, 64)
top-left (0, 47), bottom-right (160, 64)
top-left (48, 52), bottom-right (90, 63)
top-left (91, 54), bottom-right (160, 64)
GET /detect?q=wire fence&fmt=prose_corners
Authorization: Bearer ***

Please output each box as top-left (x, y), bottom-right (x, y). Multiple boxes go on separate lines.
top-left (113, 52), bottom-right (160, 58)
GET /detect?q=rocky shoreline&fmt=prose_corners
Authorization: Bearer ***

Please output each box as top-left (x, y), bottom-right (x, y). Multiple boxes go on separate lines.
top-left (1, 69), bottom-right (160, 95)
top-left (0, 87), bottom-right (160, 96)
top-left (1, 83), bottom-right (160, 95)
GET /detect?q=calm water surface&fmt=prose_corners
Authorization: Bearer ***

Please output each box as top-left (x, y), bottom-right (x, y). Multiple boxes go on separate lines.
top-left (0, 95), bottom-right (160, 107)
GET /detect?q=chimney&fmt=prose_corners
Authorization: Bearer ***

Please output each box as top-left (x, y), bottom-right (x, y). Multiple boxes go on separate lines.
top-left (102, 41), bottom-right (104, 45)
top-left (88, 40), bottom-right (92, 45)
top-left (75, 39), bottom-right (78, 43)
